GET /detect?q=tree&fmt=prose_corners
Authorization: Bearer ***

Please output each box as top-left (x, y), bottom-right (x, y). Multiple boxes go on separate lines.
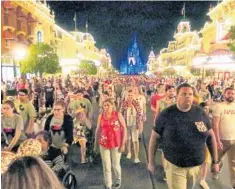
top-left (190, 67), bottom-right (201, 76)
top-left (21, 43), bottom-right (60, 76)
top-left (78, 60), bottom-right (97, 75)
top-left (228, 25), bottom-right (235, 54)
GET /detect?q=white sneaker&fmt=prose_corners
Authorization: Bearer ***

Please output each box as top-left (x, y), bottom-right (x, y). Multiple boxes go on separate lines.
top-left (200, 180), bottom-right (210, 189)
top-left (126, 153), bottom-right (131, 159)
top-left (134, 158), bottom-right (141, 163)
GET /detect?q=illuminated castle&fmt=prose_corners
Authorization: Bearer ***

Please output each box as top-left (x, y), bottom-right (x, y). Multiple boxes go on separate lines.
top-left (120, 35), bottom-right (146, 75)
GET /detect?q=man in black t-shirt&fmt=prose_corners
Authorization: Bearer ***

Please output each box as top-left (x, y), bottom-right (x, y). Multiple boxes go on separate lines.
top-left (33, 86), bottom-right (42, 113)
top-left (44, 81), bottom-right (55, 110)
top-left (148, 83), bottom-right (219, 189)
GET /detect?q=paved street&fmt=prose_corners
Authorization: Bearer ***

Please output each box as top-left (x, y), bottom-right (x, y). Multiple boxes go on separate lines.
top-left (68, 99), bottom-right (231, 189)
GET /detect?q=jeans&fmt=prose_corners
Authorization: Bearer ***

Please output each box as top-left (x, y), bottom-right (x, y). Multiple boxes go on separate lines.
top-left (100, 145), bottom-right (122, 188)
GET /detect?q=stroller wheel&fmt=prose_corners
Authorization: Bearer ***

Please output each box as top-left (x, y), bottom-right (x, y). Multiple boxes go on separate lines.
top-left (62, 170), bottom-right (77, 189)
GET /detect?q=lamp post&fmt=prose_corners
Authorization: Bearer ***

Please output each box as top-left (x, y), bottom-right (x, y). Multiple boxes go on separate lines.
top-left (202, 56), bottom-right (211, 80)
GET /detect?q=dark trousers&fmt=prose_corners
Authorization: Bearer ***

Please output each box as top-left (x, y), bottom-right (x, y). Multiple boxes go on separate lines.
top-left (46, 100), bottom-right (54, 108)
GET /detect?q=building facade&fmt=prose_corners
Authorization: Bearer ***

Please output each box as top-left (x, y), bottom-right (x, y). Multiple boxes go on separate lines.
top-left (193, 0), bottom-right (235, 79)
top-left (1, 0), bottom-right (112, 81)
top-left (147, 0), bottom-right (235, 78)
top-left (157, 21), bottom-right (201, 76)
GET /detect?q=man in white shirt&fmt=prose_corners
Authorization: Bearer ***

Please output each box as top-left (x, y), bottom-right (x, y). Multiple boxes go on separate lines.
top-left (213, 87), bottom-right (235, 189)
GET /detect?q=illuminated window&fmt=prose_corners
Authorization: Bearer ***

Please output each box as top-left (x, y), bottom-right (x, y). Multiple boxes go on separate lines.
top-left (37, 31), bottom-right (43, 43)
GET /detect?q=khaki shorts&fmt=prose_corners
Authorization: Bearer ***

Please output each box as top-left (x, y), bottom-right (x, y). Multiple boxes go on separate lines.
top-left (165, 158), bottom-right (201, 189)
top-left (126, 126), bottom-right (139, 142)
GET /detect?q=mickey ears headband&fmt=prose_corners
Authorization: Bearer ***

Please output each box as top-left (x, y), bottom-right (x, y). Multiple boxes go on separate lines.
top-left (1, 151), bottom-right (16, 174)
top-left (1, 139), bottom-right (42, 174)
top-left (76, 107), bottom-right (85, 113)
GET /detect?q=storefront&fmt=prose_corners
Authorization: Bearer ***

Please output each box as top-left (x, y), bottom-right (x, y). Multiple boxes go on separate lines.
top-left (1, 55), bottom-right (21, 82)
top-left (192, 49), bottom-right (235, 79)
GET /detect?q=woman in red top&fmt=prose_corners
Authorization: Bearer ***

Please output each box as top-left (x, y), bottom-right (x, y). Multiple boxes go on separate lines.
top-left (16, 78), bottom-right (26, 91)
top-left (95, 98), bottom-right (127, 189)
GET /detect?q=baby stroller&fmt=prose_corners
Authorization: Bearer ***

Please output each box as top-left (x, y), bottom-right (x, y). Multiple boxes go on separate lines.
top-left (74, 128), bottom-right (95, 163)
top-left (85, 128), bottom-right (95, 163)
top-left (47, 147), bottom-right (78, 189)
top-left (62, 170), bottom-right (77, 189)
top-left (61, 153), bottom-right (78, 189)
top-left (68, 127), bottom-right (95, 166)
top-left (1, 131), bottom-right (9, 150)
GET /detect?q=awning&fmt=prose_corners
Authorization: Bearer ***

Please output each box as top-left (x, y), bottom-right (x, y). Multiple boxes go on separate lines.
top-left (210, 33), bottom-right (230, 44)
top-left (2, 1), bottom-right (15, 10)
top-left (221, 33), bottom-right (230, 41)
top-left (2, 29), bottom-right (14, 40)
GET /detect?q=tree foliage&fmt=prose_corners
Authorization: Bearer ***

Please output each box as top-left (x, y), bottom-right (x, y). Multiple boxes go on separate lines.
top-left (190, 67), bottom-right (201, 76)
top-left (163, 68), bottom-right (176, 76)
top-left (228, 25), bottom-right (235, 53)
top-left (78, 60), bottom-right (97, 75)
top-left (21, 43), bottom-right (60, 75)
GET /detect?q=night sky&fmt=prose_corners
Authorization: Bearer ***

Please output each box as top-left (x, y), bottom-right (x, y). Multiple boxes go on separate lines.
top-left (48, 1), bottom-right (217, 69)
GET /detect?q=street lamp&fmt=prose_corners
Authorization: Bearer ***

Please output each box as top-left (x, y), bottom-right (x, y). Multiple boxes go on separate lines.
top-left (13, 47), bottom-right (27, 78)
top-left (13, 48), bottom-right (27, 60)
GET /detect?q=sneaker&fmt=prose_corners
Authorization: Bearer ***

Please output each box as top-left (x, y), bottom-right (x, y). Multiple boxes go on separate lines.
top-left (212, 161), bottom-right (223, 179)
top-left (134, 158), bottom-right (141, 163)
top-left (81, 159), bottom-right (88, 164)
top-left (212, 173), bottom-right (219, 180)
top-left (112, 179), bottom-right (121, 189)
top-left (127, 153), bottom-right (131, 159)
top-left (200, 180), bottom-right (210, 189)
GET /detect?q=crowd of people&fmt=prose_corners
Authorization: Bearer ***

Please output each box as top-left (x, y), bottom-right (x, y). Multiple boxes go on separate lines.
top-left (1, 74), bottom-right (235, 189)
